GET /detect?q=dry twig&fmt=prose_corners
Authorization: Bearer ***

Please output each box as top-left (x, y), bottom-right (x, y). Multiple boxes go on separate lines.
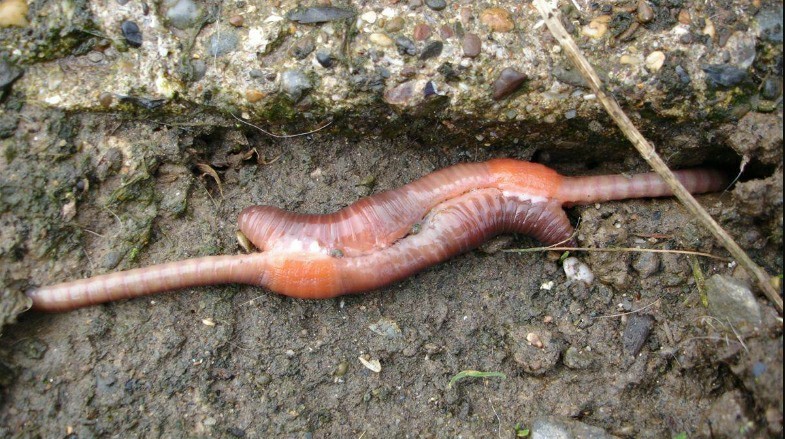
top-left (532, 0), bottom-right (782, 313)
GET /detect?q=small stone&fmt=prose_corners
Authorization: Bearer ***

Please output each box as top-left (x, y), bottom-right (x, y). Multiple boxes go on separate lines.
top-left (583, 16), bottom-right (610, 38)
top-left (622, 314), bottom-right (655, 356)
top-left (480, 7), bottom-right (514, 32)
top-left (675, 65), bottom-right (691, 84)
top-left (413, 23), bottom-right (432, 41)
top-left (425, 0), bottom-right (447, 11)
top-left (290, 36), bottom-right (315, 59)
top-left (706, 274), bottom-right (762, 328)
top-left (419, 41), bottom-right (443, 60)
top-left (531, 416), bottom-right (616, 439)
top-left (645, 50), bottom-right (665, 72)
top-left (0, 59), bottom-right (22, 93)
top-left (369, 318), bottom-right (402, 339)
top-left (679, 32), bottom-right (693, 44)
top-left (462, 33), bottom-right (481, 57)
top-left (245, 89), bottom-right (265, 103)
top-left (315, 50), bottom-right (333, 68)
top-left (280, 69), bottom-right (312, 102)
top-left (439, 24), bottom-right (453, 39)
top-left (677, 9), bottom-right (691, 25)
top-left (369, 32), bottom-right (394, 47)
top-left (563, 257), bottom-right (594, 284)
top-left (334, 361), bottom-right (349, 377)
top-left (510, 328), bottom-right (560, 375)
top-left (286, 6), bottom-right (355, 24)
top-left (632, 252), bottom-right (660, 278)
top-left (190, 59), bottom-right (206, 81)
top-left (0, 0), bottom-right (28, 27)
top-left (385, 17), bottom-right (404, 32)
top-left (526, 332), bottom-right (544, 348)
top-left (761, 77), bottom-right (782, 100)
top-left (166, 0), bottom-right (203, 30)
top-left (229, 15), bottom-right (244, 27)
top-left (87, 51), bottom-right (104, 63)
top-left (98, 92), bottom-right (114, 108)
top-left (207, 31), bottom-right (239, 57)
top-left (564, 109), bottom-right (577, 119)
top-left (395, 36), bottom-right (417, 56)
top-left (384, 80), bottom-right (418, 105)
top-left (637, 0), bottom-right (654, 23)
top-left (203, 417), bottom-right (217, 426)
top-left (491, 67), bottom-right (527, 100)
top-left (620, 54), bottom-right (642, 65)
top-left (755, 5), bottom-right (783, 43)
top-left (121, 21), bottom-right (143, 48)
top-left (360, 11), bottom-right (377, 24)
top-left (703, 64), bottom-right (747, 88)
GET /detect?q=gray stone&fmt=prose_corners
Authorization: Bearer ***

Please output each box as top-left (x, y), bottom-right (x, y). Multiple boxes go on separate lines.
top-left (280, 70), bottom-right (312, 102)
top-left (207, 31), bottom-right (239, 57)
top-left (166, 0), bottom-right (203, 30)
top-left (706, 274), bottom-right (762, 328)
top-left (622, 314), bottom-right (654, 356)
top-left (531, 416), bottom-right (619, 439)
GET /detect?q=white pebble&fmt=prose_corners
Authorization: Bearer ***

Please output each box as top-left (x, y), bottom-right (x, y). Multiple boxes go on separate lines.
top-left (563, 257), bottom-right (594, 285)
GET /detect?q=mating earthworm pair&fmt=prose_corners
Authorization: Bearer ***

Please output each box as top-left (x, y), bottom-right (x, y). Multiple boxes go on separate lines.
top-left (27, 159), bottom-right (727, 312)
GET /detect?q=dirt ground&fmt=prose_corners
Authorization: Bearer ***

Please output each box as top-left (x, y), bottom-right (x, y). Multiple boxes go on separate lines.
top-left (0, 107), bottom-right (782, 438)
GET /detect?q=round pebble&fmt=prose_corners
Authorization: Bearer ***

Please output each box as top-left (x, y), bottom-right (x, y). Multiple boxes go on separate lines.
top-left (462, 33), bottom-right (481, 57)
top-left (413, 23), bottom-right (432, 41)
top-left (229, 15), bottom-right (244, 27)
top-left (645, 51), bottom-right (665, 72)
top-left (492, 67), bottom-right (527, 100)
top-left (425, 0), bottom-right (447, 11)
top-left (98, 92), bottom-right (114, 108)
top-left (360, 11), bottom-right (377, 24)
top-left (121, 21), bottom-right (143, 48)
top-left (677, 9), bottom-right (691, 25)
top-left (207, 31), bottom-right (239, 57)
top-left (480, 7), bottom-right (514, 32)
top-left (87, 51), bottom-right (104, 63)
top-left (563, 257), bottom-right (594, 285)
top-left (369, 32), bottom-right (395, 47)
top-left (316, 50), bottom-right (334, 68)
top-left (245, 89), bottom-right (264, 103)
top-left (761, 77), bottom-right (782, 100)
top-left (637, 0), bottom-right (654, 23)
top-left (385, 17), bottom-right (405, 32)
top-left (166, 0), bottom-right (202, 30)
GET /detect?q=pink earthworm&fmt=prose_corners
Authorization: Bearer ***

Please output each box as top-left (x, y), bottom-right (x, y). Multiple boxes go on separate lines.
top-left (27, 159), bottom-right (727, 312)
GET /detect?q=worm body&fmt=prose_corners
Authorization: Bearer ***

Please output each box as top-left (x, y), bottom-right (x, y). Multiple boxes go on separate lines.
top-left (28, 159), bottom-right (727, 311)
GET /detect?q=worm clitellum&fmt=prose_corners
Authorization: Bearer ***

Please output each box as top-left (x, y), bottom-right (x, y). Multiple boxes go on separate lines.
top-left (27, 159), bottom-right (727, 312)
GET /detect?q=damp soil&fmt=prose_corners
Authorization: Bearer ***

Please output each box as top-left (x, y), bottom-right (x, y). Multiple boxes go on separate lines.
top-left (0, 109), bottom-right (782, 438)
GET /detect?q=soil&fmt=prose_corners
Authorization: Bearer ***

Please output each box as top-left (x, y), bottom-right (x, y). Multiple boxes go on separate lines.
top-left (0, 106), bottom-right (781, 438)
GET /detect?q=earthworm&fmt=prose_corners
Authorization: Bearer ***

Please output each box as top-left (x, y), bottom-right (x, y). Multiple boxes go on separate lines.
top-left (27, 159), bottom-right (727, 312)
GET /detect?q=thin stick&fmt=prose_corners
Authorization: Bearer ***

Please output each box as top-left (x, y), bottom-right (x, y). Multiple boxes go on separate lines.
top-left (230, 113), bottom-right (333, 139)
top-left (503, 246), bottom-right (731, 262)
top-left (533, 0), bottom-right (782, 313)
